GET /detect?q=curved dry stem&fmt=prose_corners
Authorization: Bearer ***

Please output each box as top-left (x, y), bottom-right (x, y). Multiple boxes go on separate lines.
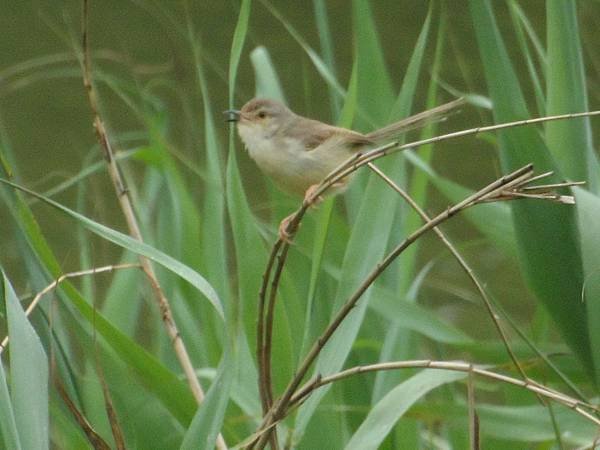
top-left (367, 162), bottom-right (528, 378)
top-left (251, 165), bottom-right (542, 449)
top-left (0, 263), bottom-right (141, 354)
top-left (263, 244), bottom-right (290, 410)
top-left (257, 240), bottom-right (282, 413)
top-left (287, 360), bottom-right (600, 427)
top-left (366, 162), bottom-right (593, 425)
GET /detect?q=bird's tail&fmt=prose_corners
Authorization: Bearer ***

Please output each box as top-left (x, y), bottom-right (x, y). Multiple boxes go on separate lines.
top-left (366, 97), bottom-right (466, 143)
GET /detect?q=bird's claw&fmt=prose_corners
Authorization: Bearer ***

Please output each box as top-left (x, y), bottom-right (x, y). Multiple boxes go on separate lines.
top-left (278, 214), bottom-right (296, 243)
top-left (303, 184), bottom-right (323, 208)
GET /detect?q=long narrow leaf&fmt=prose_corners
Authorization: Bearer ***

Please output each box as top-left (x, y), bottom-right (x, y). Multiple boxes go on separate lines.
top-left (0, 354), bottom-right (21, 450)
top-left (546, 0), bottom-right (599, 191)
top-left (574, 188), bottom-right (600, 383)
top-left (226, 0), bottom-right (264, 431)
top-left (250, 46), bottom-right (286, 102)
top-left (294, 4), bottom-right (428, 438)
top-left (3, 272), bottom-right (49, 450)
top-left (469, 0), bottom-right (591, 372)
top-left (0, 178), bottom-right (224, 319)
top-left (345, 370), bottom-right (465, 450)
top-left (179, 350), bottom-right (234, 450)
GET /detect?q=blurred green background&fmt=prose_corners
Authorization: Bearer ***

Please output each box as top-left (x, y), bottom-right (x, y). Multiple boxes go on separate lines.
top-left (2, 1), bottom-right (600, 449)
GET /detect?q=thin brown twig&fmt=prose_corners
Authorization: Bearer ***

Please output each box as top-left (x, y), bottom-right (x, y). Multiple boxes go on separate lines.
top-left (55, 375), bottom-right (112, 450)
top-left (367, 162), bottom-right (535, 379)
top-left (264, 245), bottom-right (290, 403)
top-left (251, 165), bottom-right (546, 449)
top-left (257, 240), bottom-right (282, 415)
top-left (522, 181), bottom-right (586, 191)
top-left (257, 242), bottom-right (285, 450)
top-left (322, 109), bottom-right (600, 190)
top-left (286, 360), bottom-right (600, 426)
top-left (80, 3), bottom-right (227, 449)
top-left (366, 162), bottom-right (594, 423)
top-left (0, 263), bottom-right (141, 354)
top-left (97, 360), bottom-right (127, 450)
top-left (242, 357), bottom-right (600, 449)
top-left (468, 371), bottom-right (479, 450)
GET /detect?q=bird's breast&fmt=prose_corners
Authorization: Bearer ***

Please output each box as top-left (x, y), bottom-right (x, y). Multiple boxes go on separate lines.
top-left (237, 124), bottom-right (362, 196)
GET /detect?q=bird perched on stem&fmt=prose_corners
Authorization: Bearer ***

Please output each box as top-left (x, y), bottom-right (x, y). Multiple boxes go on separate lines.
top-left (226, 98), bottom-right (463, 240)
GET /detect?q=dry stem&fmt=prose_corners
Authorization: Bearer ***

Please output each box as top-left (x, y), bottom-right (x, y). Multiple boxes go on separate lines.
top-left (251, 164), bottom-right (567, 449)
top-left (80, 2), bottom-right (227, 449)
top-left (367, 161), bottom-right (528, 378)
top-left (288, 360), bottom-right (600, 426)
top-left (0, 263), bottom-right (140, 354)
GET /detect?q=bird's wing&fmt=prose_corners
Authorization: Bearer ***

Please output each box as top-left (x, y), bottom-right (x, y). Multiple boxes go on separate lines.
top-left (292, 119), bottom-right (373, 152)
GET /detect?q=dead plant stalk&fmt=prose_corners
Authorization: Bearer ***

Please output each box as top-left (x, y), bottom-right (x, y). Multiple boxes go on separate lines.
top-left (80, 2), bottom-right (227, 449)
top-left (252, 164), bottom-right (581, 449)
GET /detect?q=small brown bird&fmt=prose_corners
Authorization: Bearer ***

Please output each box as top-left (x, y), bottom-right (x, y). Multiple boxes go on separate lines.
top-left (226, 98), bottom-right (463, 239)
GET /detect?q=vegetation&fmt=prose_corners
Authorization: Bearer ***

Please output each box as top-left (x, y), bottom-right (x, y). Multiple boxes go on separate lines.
top-left (1, 1), bottom-right (599, 448)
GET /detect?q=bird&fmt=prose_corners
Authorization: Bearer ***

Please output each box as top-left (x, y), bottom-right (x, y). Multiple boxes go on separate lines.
top-left (226, 98), bottom-right (463, 240)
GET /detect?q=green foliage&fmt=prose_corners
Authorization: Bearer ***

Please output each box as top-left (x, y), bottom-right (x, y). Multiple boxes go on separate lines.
top-left (1, 272), bottom-right (47, 450)
top-left (1, 1), bottom-right (599, 449)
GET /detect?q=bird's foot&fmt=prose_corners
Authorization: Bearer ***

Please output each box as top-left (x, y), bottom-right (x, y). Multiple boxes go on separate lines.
top-left (278, 184), bottom-right (328, 243)
top-left (278, 214), bottom-right (297, 243)
top-left (303, 184), bottom-right (324, 208)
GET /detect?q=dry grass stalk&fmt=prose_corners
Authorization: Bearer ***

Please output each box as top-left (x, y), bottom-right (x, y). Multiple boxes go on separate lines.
top-left (80, 2), bottom-right (227, 449)
top-left (0, 263), bottom-right (140, 354)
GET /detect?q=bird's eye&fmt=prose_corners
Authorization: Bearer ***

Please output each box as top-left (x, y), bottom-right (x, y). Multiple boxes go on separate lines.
top-left (258, 111), bottom-right (266, 119)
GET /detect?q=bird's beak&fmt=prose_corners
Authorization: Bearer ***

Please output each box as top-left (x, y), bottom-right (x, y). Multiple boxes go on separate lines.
top-left (224, 109), bottom-right (241, 123)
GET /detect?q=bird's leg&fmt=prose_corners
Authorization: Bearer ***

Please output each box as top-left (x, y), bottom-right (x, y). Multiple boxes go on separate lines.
top-left (278, 214), bottom-right (296, 243)
top-left (278, 184), bottom-right (324, 242)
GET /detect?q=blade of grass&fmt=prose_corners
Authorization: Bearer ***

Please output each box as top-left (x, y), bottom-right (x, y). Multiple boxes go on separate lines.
top-left (250, 46), bottom-right (286, 102)
top-left (574, 188), bottom-right (600, 384)
top-left (2, 272), bottom-right (49, 450)
top-left (508, 0), bottom-right (546, 115)
top-left (293, 2), bottom-right (425, 440)
top-left (0, 177), bottom-right (224, 319)
top-left (258, 0), bottom-right (346, 103)
top-left (370, 285), bottom-right (473, 346)
top-left (226, 0), bottom-right (265, 359)
top-left (225, 0), bottom-right (268, 443)
top-left (312, 0), bottom-right (341, 116)
top-left (179, 348), bottom-right (235, 450)
top-left (371, 6), bottom-right (432, 402)
top-left (352, 0), bottom-right (393, 125)
top-left (185, 13), bottom-right (233, 377)
top-left (469, 0), bottom-right (592, 373)
top-left (546, 0), bottom-right (599, 191)
top-left (0, 363), bottom-right (21, 449)
top-left (345, 370), bottom-right (466, 450)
